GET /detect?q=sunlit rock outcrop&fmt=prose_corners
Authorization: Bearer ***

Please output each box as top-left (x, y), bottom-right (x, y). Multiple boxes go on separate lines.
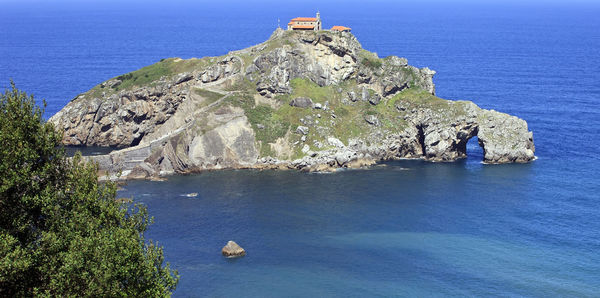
top-left (50, 28), bottom-right (534, 179)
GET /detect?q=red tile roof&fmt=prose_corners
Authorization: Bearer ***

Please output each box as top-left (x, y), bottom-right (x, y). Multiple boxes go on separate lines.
top-left (331, 26), bottom-right (351, 31)
top-left (291, 17), bottom-right (318, 22)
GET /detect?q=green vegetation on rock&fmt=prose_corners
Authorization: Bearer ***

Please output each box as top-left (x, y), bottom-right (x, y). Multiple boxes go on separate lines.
top-left (394, 88), bottom-right (469, 117)
top-left (289, 78), bottom-right (338, 103)
top-left (221, 93), bottom-right (290, 156)
top-left (220, 77), bottom-right (416, 155)
top-left (247, 105), bottom-right (290, 156)
top-left (359, 49), bottom-right (382, 69)
top-left (113, 61), bottom-right (171, 91)
top-left (84, 57), bottom-right (212, 98)
top-left (194, 88), bottom-right (224, 106)
top-left (112, 58), bottom-right (207, 91)
top-left (0, 83), bottom-right (179, 296)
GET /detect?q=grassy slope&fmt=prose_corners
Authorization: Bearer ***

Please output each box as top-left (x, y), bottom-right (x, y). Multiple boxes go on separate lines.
top-left (82, 31), bottom-right (295, 100)
top-left (193, 88), bottom-right (224, 107)
top-left (210, 76), bottom-right (467, 160)
top-left (85, 57), bottom-right (217, 99)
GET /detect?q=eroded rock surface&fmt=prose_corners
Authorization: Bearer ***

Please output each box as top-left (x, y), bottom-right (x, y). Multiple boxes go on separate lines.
top-left (50, 29), bottom-right (535, 180)
top-left (51, 84), bottom-right (186, 147)
top-left (477, 110), bottom-right (535, 163)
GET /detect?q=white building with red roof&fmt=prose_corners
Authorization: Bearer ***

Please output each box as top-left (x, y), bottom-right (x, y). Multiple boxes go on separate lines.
top-left (287, 12), bottom-right (322, 31)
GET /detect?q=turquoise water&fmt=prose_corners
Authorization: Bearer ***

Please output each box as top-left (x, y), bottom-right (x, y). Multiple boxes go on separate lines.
top-left (2, 0), bottom-right (600, 296)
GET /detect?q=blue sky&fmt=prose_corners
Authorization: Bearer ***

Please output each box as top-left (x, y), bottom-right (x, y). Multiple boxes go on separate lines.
top-left (2, 0), bottom-right (599, 14)
top-left (2, 0), bottom-right (599, 4)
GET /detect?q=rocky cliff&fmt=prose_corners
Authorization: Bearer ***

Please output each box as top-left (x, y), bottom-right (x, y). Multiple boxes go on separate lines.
top-left (50, 29), bottom-right (535, 179)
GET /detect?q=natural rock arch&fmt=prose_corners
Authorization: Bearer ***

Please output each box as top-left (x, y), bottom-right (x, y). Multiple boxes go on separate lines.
top-left (415, 107), bottom-right (534, 163)
top-left (465, 134), bottom-right (485, 160)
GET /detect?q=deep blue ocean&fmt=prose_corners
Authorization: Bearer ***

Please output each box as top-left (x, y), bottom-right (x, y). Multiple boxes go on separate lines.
top-left (2, 0), bottom-right (600, 296)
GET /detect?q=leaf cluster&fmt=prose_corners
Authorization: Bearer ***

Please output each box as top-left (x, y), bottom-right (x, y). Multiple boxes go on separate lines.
top-left (0, 82), bottom-right (178, 296)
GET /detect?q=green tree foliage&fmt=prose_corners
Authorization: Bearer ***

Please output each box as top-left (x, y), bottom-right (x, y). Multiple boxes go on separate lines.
top-left (0, 82), bottom-right (179, 296)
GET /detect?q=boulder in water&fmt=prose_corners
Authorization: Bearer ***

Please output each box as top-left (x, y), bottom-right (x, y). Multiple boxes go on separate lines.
top-left (222, 241), bottom-right (246, 258)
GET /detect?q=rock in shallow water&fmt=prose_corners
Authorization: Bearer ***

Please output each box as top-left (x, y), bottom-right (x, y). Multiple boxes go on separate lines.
top-left (222, 241), bottom-right (246, 258)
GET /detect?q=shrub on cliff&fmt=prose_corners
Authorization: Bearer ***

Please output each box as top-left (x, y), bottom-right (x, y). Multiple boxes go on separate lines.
top-left (0, 82), bottom-right (179, 296)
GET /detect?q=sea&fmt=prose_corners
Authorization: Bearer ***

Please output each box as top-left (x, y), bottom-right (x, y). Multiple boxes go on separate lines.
top-left (2, 0), bottom-right (599, 296)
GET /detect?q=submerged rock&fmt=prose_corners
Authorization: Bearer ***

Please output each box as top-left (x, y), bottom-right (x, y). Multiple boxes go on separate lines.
top-left (222, 241), bottom-right (246, 258)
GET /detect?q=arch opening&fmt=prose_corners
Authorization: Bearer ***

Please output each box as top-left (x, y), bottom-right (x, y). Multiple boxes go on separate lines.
top-left (466, 135), bottom-right (484, 161)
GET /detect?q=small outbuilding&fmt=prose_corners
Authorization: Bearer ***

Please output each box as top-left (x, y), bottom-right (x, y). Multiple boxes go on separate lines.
top-left (331, 26), bottom-right (351, 32)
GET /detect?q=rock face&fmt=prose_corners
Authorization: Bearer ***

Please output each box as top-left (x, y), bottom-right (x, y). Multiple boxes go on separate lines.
top-left (222, 241), bottom-right (245, 258)
top-left (50, 28), bottom-right (535, 179)
top-left (477, 110), bottom-right (535, 163)
top-left (290, 97), bottom-right (313, 108)
top-left (50, 85), bottom-right (186, 147)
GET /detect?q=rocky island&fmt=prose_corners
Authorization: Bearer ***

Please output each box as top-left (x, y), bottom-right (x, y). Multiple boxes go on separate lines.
top-left (50, 28), bottom-right (535, 180)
